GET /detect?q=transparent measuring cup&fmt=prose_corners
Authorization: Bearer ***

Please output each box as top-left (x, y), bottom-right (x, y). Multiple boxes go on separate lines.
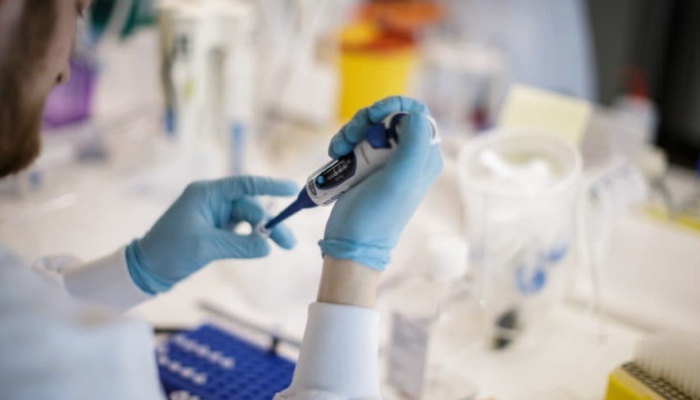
top-left (458, 130), bottom-right (582, 349)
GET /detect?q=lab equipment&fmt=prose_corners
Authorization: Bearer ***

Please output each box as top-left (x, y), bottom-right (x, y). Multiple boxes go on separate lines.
top-left (419, 39), bottom-right (505, 137)
top-left (385, 237), bottom-right (478, 400)
top-left (612, 67), bottom-right (659, 148)
top-left (125, 176), bottom-right (297, 294)
top-left (259, 0), bottom-right (338, 128)
top-left (583, 160), bottom-right (649, 330)
top-left (605, 332), bottom-right (700, 400)
top-left (459, 130), bottom-right (581, 348)
top-left (338, 1), bottom-right (444, 122)
top-left (160, 0), bottom-right (255, 176)
top-left (338, 23), bottom-right (416, 121)
top-left (158, 324), bottom-right (295, 400)
top-left (666, 155), bottom-right (700, 232)
top-left (262, 111), bottom-right (440, 233)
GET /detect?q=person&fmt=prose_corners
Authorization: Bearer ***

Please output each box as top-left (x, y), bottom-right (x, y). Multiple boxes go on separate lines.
top-left (0, 1), bottom-right (442, 399)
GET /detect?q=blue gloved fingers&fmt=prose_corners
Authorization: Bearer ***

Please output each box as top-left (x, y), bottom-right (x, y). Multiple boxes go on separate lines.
top-left (321, 98), bottom-right (440, 272)
top-left (128, 177), bottom-right (299, 295)
top-left (328, 97), bottom-right (431, 159)
top-left (269, 223), bottom-right (296, 250)
top-left (219, 176), bottom-right (299, 200)
top-left (329, 135), bottom-right (356, 159)
top-left (427, 145), bottom-right (445, 178)
top-left (212, 231), bottom-right (271, 259)
top-left (366, 96), bottom-right (430, 124)
top-left (341, 107), bottom-right (372, 143)
top-left (383, 112), bottom-right (435, 183)
top-left (229, 197), bottom-right (296, 250)
top-left (230, 197), bottom-right (266, 227)
top-left (329, 107), bottom-right (372, 158)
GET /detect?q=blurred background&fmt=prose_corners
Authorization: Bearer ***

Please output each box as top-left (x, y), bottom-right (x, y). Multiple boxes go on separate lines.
top-left (14, 0), bottom-right (700, 171)
top-left (1, 1), bottom-right (699, 399)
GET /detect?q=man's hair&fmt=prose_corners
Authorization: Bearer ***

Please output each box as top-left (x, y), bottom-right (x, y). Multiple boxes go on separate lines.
top-left (0, 0), bottom-right (58, 177)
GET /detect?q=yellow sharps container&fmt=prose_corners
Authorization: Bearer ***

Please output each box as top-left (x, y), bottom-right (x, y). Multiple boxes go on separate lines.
top-left (338, 23), bottom-right (416, 121)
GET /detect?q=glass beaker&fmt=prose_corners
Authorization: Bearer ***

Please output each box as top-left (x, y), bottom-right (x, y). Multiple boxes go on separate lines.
top-left (458, 130), bottom-right (582, 349)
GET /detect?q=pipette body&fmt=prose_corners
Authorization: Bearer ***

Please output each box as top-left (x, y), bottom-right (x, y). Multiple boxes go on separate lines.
top-left (261, 112), bottom-right (439, 233)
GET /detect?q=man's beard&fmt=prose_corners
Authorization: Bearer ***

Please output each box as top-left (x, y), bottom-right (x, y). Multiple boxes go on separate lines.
top-left (0, 78), bottom-right (44, 178)
top-left (0, 0), bottom-right (56, 178)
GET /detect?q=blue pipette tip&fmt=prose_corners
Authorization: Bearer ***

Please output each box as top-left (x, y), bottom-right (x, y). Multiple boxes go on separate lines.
top-left (264, 189), bottom-right (317, 230)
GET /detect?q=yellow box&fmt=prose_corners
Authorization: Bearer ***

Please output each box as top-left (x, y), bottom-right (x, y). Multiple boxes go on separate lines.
top-left (498, 84), bottom-right (593, 145)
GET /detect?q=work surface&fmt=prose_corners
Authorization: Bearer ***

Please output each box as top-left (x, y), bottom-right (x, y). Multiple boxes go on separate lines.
top-left (1, 135), bottom-right (698, 400)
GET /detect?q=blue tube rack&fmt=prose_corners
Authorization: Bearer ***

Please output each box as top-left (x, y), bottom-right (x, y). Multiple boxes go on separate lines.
top-left (157, 324), bottom-right (295, 400)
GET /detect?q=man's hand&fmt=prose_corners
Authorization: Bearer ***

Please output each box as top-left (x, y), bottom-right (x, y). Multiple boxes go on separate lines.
top-left (126, 176), bottom-right (298, 294)
top-left (320, 96), bottom-right (443, 271)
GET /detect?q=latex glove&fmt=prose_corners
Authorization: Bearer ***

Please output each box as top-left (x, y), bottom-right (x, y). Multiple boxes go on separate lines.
top-left (319, 96), bottom-right (443, 271)
top-left (126, 176), bottom-right (298, 294)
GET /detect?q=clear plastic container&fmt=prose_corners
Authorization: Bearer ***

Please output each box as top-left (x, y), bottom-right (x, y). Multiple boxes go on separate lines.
top-left (458, 130), bottom-right (582, 349)
top-left (383, 237), bottom-right (478, 400)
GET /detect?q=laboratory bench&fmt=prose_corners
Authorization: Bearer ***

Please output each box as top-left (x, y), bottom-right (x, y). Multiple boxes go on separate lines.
top-left (1, 130), bottom-right (699, 400)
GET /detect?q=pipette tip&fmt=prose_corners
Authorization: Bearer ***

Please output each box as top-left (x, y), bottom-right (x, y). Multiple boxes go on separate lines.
top-left (255, 222), bottom-right (271, 237)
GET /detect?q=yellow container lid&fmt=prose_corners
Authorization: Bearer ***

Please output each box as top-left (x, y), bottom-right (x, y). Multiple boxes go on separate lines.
top-left (339, 22), bottom-right (414, 54)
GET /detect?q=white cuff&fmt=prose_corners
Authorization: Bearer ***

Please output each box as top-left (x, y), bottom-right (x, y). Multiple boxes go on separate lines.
top-left (278, 302), bottom-right (382, 400)
top-left (60, 247), bottom-right (152, 312)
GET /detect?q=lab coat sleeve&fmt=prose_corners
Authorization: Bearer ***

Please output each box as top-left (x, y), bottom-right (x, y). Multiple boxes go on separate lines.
top-left (274, 302), bottom-right (382, 400)
top-left (32, 247), bottom-right (152, 312)
top-left (0, 246), bottom-right (166, 400)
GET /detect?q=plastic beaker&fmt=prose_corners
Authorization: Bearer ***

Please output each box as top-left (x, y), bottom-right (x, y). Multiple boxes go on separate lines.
top-left (458, 130), bottom-right (582, 349)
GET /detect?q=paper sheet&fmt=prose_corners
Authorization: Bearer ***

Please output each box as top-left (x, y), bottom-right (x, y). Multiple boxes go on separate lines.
top-left (498, 85), bottom-right (592, 145)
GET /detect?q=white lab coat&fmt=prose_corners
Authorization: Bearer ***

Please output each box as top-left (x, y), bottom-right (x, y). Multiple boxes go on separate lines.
top-left (0, 245), bottom-right (382, 400)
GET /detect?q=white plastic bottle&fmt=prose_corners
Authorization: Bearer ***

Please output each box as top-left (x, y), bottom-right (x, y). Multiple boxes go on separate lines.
top-left (384, 237), bottom-right (478, 400)
top-left (612, 67), bottom-right (659, 160)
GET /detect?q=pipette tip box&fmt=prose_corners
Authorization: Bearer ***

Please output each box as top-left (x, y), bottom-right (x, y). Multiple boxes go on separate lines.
top-left (157, 324), bottom-right (295, 400)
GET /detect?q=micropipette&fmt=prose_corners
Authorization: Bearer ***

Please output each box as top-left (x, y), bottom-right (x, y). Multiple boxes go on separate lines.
top-left (259, 112), bottom-right (440, 234)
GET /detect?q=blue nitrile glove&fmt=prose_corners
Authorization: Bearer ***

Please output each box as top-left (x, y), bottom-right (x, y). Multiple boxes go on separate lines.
top-left (319, 96), bottom-right (443, 271)
top-left (126, 176), bottom-right (298, 294)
